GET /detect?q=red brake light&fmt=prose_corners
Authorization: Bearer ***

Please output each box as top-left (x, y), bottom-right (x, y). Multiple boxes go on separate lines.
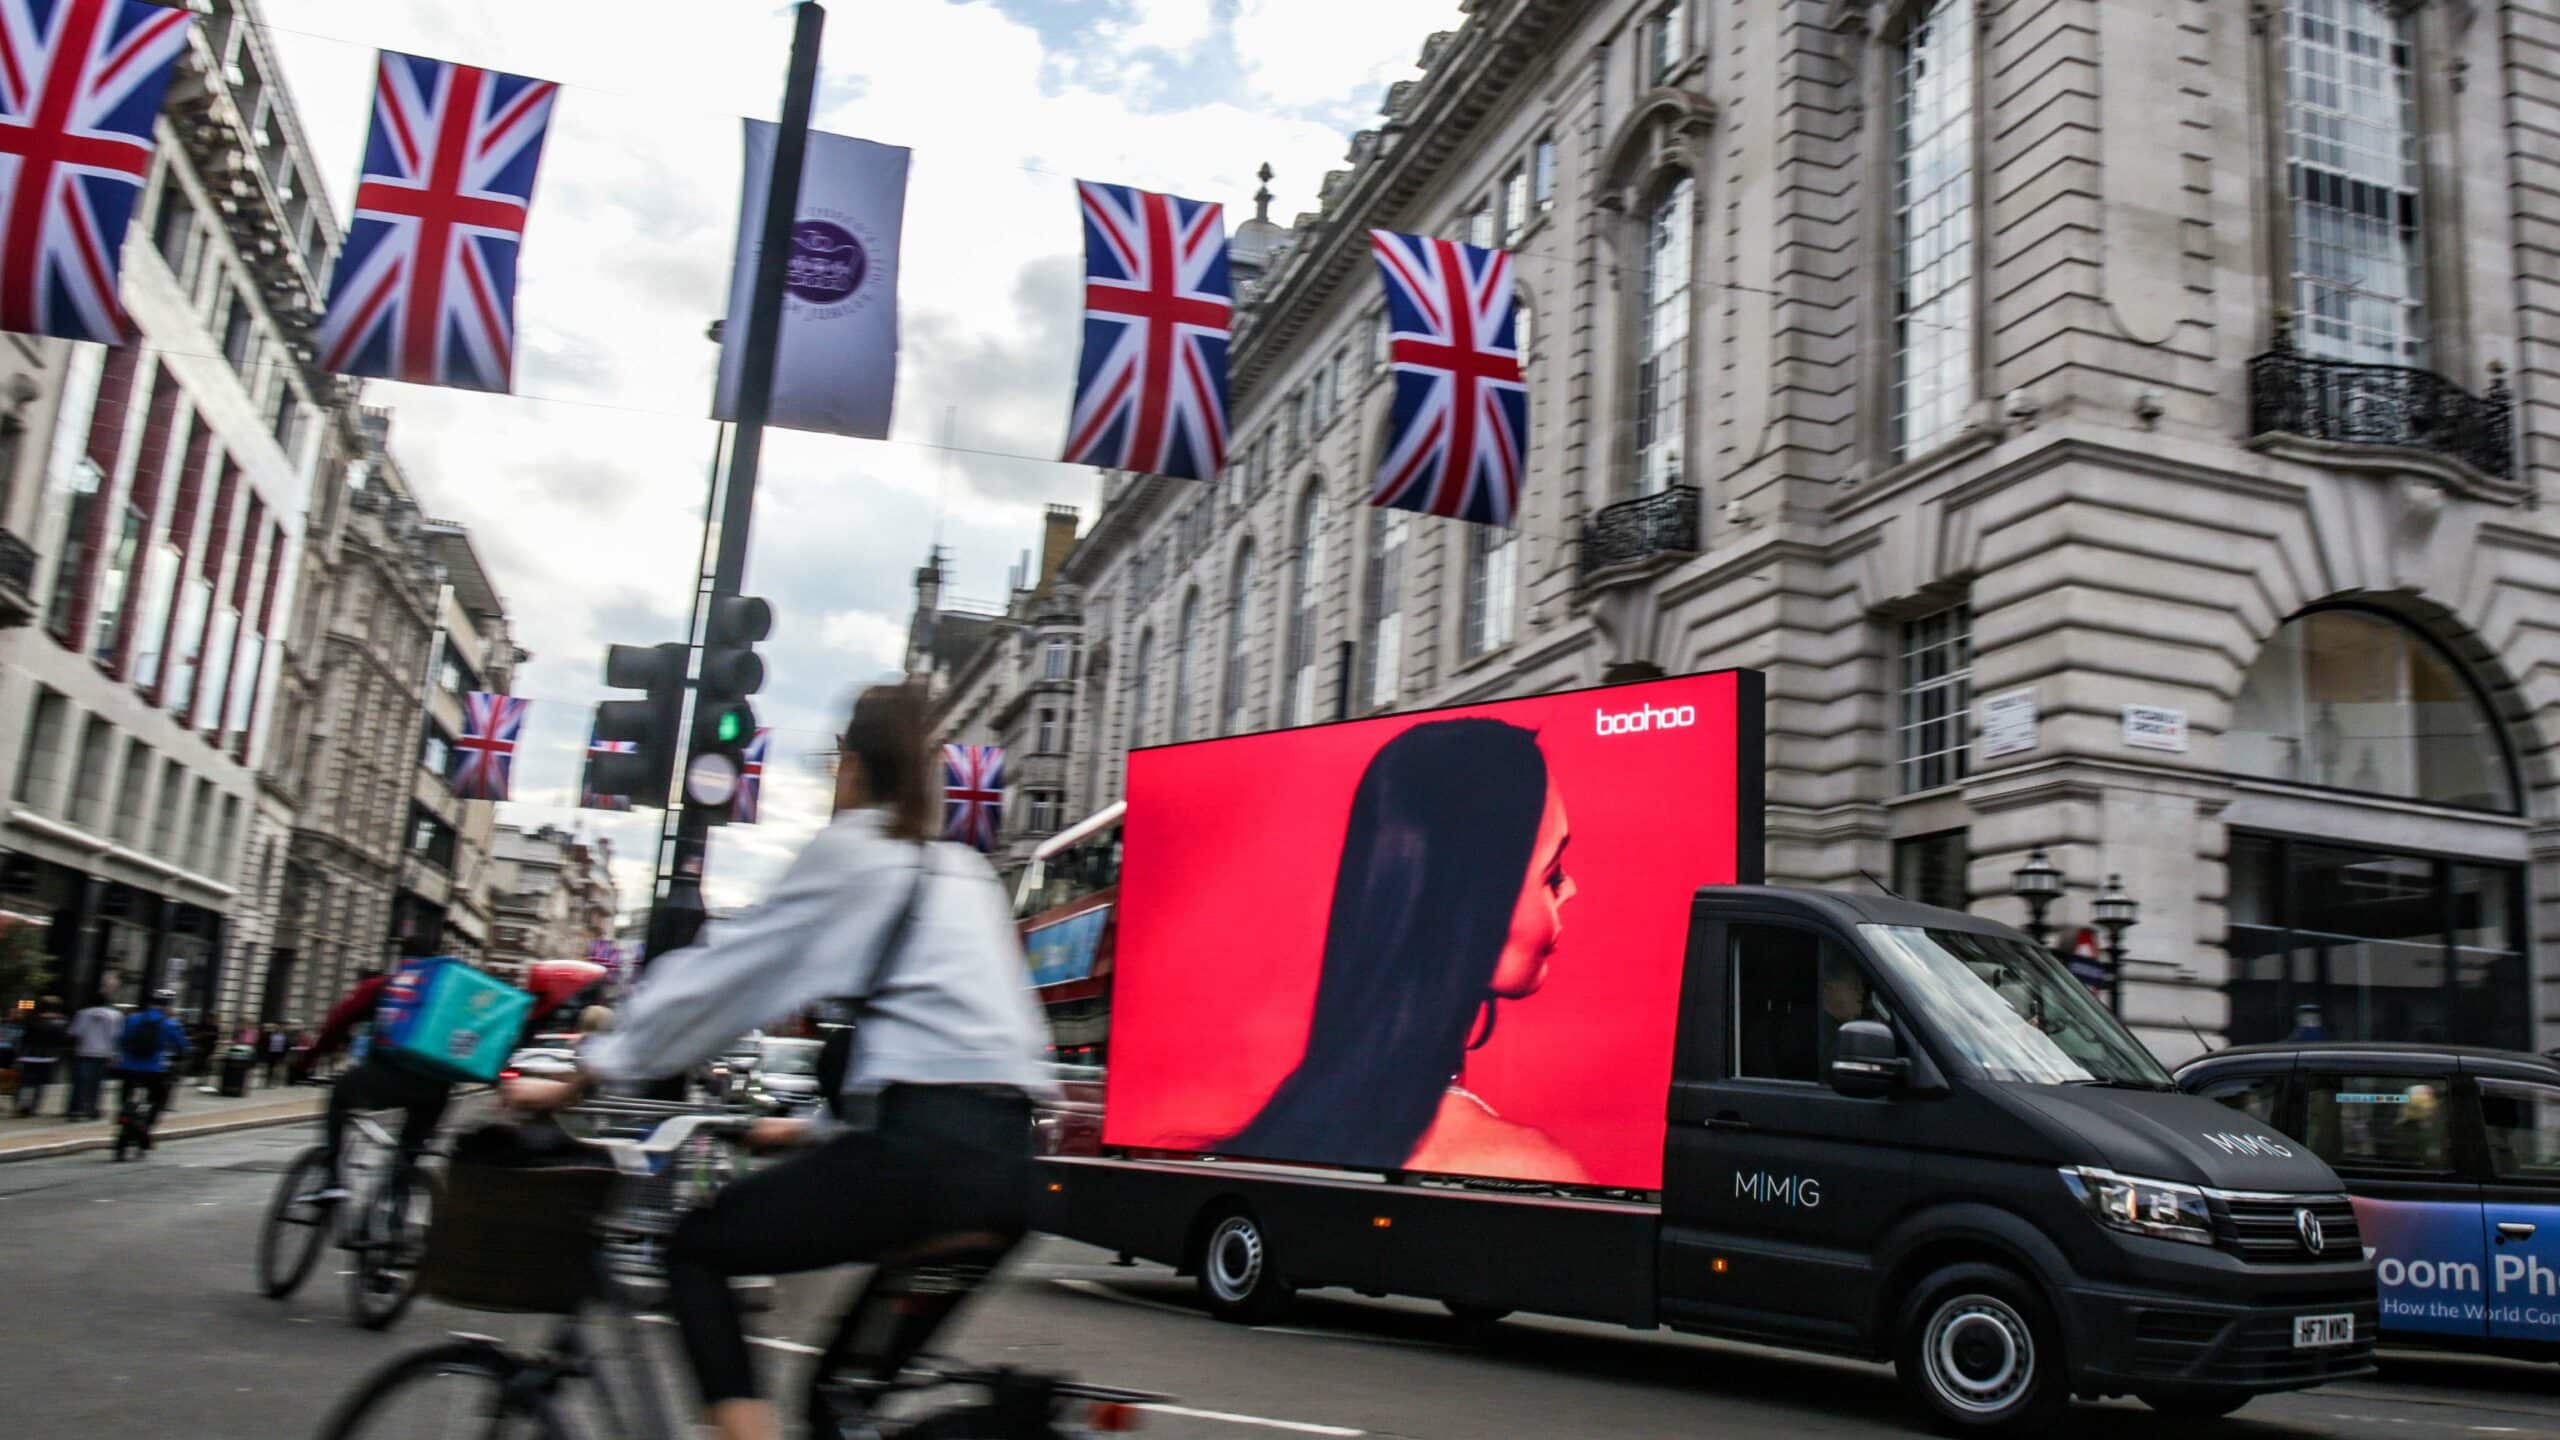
top-left (1085, 1401), bottom-right (1144, 1432)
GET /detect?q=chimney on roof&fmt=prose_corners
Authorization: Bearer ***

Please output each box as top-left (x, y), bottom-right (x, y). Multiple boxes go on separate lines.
top-left (1038, 503), bottom-right (1079, 591)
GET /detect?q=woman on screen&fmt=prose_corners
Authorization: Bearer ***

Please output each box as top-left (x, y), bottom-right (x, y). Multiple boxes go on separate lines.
top-left (1221, 718), bottom-right (1586, 1182)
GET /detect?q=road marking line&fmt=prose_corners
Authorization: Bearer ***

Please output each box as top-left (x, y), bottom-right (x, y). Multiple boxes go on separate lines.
top-left (1139, 1404), bottom-right (1363, 1435)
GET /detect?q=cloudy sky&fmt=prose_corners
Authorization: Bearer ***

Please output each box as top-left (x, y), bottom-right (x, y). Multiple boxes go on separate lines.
top-left (253, 0), bottom-right (1464, 911)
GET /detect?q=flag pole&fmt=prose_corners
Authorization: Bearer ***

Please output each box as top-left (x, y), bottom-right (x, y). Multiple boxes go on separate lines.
top-left (648, 0), bottom-right (825, 963)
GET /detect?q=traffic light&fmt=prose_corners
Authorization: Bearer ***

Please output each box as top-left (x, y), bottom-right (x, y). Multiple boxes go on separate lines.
top-left (590, 641), bottom-right (688, 808)
top-left (689, 595), bottom-right (772, 821)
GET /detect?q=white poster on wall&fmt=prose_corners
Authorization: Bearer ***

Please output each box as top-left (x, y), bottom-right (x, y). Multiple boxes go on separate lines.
top-left (2122, 704), bottom-right (2189, 752)
top-left (1977, 688), bottom-right (2039, 761)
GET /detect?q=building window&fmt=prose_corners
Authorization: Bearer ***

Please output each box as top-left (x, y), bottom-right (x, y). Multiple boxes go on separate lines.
top-left (1637, 178), bottom-right (1694, 494)
top-left (409, 806), bottom-right (457, 870)
top-left (220, 293), bottom-right (255, 372)
top-left (1891, 0), bottom-right (1977, 459)
top-left (2227, 607), bottom-right (2516, 813)
top-left (1467, 200), bottom-right (1495, 250)
top-left (152, 178), bottom-right (195, 285)
top-left (89, 502), bottom-right (143, 665)
top-left (1362, 509), bottom-right (1407, 709)
top-left (1533, 134), bottom-right (1558, 213)
top-left (1644, 1), bottom-right (1685, 86)
top-left (1129, 630), bottom-right (1153, 750)
top-left (128, 539), bottom-right (179, 691)
top-left (47, 461), bottom-right (102, 643)
top-left (1282, 487), bottom-right (1326, 725)
top-left (1042, 639), bottom-right (1071, 680)
top-left (1896, 603), bottom-right (1971, 793)
top-left (1171, 593), bottom-right (1199, 743)
top-left (10, 687), bottom-right (67, 807)
top-left (1516, 298), bottom-right (1535, 374)
top-left (272, 386), bottom-right (301, 458)
top-left (2227, 832), bottom-right (2525, 1051)
top-left (150, 756), bottom-right (183, 856)
top-left (1372, 308), bottom-right (1391, 374)
top-left (1026, 790), bottom-right (1062, 834)
top-left (2283, 0), bottom-right (2425, 365)
top-left (1502, 165), bottom-right (1529, 245)
top-left (1892, 830), bottom-right (1969, 911)
top-left (1221, 544), bottom-right (1258, 734)
top-left (1463, 524), bottom-right (1518, 658)
top-left (67, 715), bottom-right (112, 828)
top-left (113, 738), bottom-right (149, 842)
top-left (1284, 391), bottom-right (1304, 459)
top-left (420, 724), bottom-right (451, 777)
top-left (1035, 707), bottom-right (1059, 754)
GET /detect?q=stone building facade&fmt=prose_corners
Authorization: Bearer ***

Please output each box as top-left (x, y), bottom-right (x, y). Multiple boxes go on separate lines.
top-left (930, 0), bottom-right (2559, 1059)
top-left (486, 824), bottom-right (618, 981)
top-left (0, 1), bottom-right (333, 1019)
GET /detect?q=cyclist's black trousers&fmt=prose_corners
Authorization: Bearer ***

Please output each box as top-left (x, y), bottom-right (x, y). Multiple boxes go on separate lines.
top-left (667, 1083), bottom-right (1034, 1406)
top-left (322, 1058), bottom-right (452, 1185)
top-left (114, 1070), bottom-right (173, 1142)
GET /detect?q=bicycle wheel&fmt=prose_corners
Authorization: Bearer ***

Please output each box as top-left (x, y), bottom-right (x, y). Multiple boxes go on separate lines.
top-left (316, 1340), bottom-right (569, 1440)
top-left (350, 1160), bottom-right (439, 1330)
top-left (257, 1146), bottom-right (334, 1299)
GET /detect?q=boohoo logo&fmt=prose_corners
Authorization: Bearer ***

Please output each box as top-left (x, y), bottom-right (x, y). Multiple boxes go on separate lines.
top-left (1595, 702), bottom-right (1698, 736)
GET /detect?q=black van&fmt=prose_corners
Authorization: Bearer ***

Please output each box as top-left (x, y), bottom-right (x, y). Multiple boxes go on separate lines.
top-left (1044, 888), bottom-right (2384, 1430)
top-left (2177, 1043), bottom-right (2560, 1363)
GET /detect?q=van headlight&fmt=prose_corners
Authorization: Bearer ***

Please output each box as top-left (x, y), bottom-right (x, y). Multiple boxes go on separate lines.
top-left (2060, 1167), bottom-right (2214, 1246)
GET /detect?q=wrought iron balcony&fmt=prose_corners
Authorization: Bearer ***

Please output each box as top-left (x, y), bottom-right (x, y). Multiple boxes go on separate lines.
top-left (2248, 327), bottom-right (2514, 484)
top-left (1580, 485), bottom-right (1701, 583)
top-left (0, 526), bottom-right (36, 628)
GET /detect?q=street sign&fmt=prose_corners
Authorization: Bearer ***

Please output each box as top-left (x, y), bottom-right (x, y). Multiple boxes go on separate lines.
top-left (686, 752), bottom-right (740, 807)
top-left (2122, 704), bottom-right (2188, 752)
top-left (1978, 688), bottom-right (2038, 760)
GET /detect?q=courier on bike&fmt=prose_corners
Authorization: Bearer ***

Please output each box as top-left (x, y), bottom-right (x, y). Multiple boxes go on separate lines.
top-left (506, 682), bottom-right (1055, 1440)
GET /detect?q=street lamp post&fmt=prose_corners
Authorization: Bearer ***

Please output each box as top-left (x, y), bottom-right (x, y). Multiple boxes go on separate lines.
top-left (2012, 848), bottom-right (2064, 947)
top-left (2092, 873), bottom-right (2139, 1013)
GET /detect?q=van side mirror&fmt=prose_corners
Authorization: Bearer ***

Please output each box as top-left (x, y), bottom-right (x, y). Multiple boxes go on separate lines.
top-left (1829, 1020), bottom-right (1908, 1099)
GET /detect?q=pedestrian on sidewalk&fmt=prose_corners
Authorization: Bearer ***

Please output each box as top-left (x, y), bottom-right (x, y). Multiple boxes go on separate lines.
top-left (261, 1025), bottom-right (290, 1088)
top-left (67, 981), bottom-right (123, 1121)
top-left (111, 988), bottom-right (187, 1160)
top-left (13, 996), bottom-right (67, 1117)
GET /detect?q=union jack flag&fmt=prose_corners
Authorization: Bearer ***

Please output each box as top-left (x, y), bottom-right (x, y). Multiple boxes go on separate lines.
top-left (580, 731), bottom-right (634, 811)
top-left (316, 51), bottom-right (558, 393)
top-left (732, 726), bottom-right (771, 824)
top-left (1061, 181), bottom-right (1231, 481)
top-left (1369, 230), bottom-right (1527, 526)
top-left (941, 743), bottom-right (1004, 853)
top-left (451, 691), bottom-right (528, 802)
top-left (0, 0), bottom-right (192, 343)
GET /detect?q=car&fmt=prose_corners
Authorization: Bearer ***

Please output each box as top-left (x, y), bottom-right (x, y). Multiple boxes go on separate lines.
top-left (1035, 1062), bottom-right (1104, 1156)
top-left (2176, 1042), bottom-right (2560, 1364)
top-left (744, 1036), bottom-right (826, 1115)
top-left (699, 1032), bottom-right (764, 1102)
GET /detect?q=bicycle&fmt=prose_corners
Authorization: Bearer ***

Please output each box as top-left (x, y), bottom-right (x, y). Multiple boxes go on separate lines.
top-left (315, 1096), bottom-right (1163, 1439)
top-left (110, 1068), bottom-right (172, 1161)
top-left (257, 1104), bottom-right (441, 1330)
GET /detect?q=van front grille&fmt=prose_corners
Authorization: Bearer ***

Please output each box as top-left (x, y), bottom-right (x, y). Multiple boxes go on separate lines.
top-left (2211, 1193), bottom-right (2360, 1264)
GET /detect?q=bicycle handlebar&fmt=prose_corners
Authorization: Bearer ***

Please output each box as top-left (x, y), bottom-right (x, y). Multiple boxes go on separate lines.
top-left (555, 1098), bottom-right (758, 1176)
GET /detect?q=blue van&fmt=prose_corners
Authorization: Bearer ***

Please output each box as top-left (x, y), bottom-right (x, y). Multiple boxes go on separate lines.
top-left (2176, 1044), bottom-right (2560, 1363)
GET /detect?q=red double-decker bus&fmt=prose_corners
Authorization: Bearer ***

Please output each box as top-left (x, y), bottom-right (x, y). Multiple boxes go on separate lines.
top-left (1013, 801), bottom-right (1122, 1067)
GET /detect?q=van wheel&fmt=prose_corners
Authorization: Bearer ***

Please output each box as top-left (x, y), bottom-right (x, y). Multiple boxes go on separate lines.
top-left (2135, 1390), bottom-right (2250, 1420)
top-left (1196, 1209), bottom-right (1290, 1324)
top-left (1896, 1263), bottom-right (2071, 1434)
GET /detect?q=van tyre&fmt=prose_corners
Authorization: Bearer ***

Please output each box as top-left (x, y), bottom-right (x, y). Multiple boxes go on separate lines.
top-left (1196, 1208), bottom-right (1291, 1324)
top-left (1896, 1263), bottom-right (2071, 1435)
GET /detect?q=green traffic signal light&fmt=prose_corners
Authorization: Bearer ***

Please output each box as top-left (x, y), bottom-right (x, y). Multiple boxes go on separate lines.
top-left (716, 708), bottom-right (746, 744)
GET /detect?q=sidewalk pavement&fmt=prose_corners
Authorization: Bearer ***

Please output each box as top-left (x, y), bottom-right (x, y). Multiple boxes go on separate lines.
top-left (0, 1075), bottom-right (325, 1162)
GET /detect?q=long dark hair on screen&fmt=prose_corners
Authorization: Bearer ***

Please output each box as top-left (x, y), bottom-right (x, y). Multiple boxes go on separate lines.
top-left (1221, 718), bottom-right (1549, 1169)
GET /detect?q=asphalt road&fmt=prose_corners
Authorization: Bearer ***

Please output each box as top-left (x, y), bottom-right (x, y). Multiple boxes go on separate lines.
top-left (3, 1124), bottom-right (2553, 1440)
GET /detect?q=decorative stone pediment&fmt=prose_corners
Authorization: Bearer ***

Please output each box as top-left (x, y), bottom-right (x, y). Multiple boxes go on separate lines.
top-left (1597, 89), bottom-right (1719, 219)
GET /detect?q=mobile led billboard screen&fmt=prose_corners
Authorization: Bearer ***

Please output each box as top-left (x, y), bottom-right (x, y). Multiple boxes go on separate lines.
top-left (1103, 670), bottom-right (1764, 1190)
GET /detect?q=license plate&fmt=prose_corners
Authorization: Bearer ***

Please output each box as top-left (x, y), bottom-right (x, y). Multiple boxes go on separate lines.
top-left (2293, 1313), bottom-right (2355, 1348)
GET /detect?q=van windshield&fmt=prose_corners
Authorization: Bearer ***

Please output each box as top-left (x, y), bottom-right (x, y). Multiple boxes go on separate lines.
top-left (1860, 925), bottom-right (2173, 1088)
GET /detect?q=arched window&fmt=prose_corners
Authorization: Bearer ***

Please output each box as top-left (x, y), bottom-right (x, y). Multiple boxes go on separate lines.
top-left (1221, 545), bottom-right (1258, 734)
top-left (1282, 488), bottom-right (1326, 725)
top-left (1171, 592), bottom-right (1199, 742)
top-left (2281, 0), bottom-right (2425, 364)
top-left (1891, 0), bottom-right (1978, 457)
top-left (1129, 629), bottom-right (1154, 750)
top-left (2228, 608), bottom-right (2516, 813)
top-left (1637, 177), bottom-right (1693, 493)
top-left (1464, 523), bottom-right (1518, 658)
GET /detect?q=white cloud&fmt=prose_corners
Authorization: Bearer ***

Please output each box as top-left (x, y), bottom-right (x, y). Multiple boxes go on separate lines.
top-left (256, 0), bottom-right (1435, 907)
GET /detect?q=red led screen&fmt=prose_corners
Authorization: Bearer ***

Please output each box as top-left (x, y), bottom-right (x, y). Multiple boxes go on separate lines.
top-left (1102, 671), bottom-right (1763, 1190)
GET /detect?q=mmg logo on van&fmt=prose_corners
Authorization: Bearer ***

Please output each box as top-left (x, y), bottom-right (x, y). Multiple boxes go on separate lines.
top-left (2201, 1131), bottom-right (2294, 1159)
top-left (1735, 1171), bottom-right (1821, 1208)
